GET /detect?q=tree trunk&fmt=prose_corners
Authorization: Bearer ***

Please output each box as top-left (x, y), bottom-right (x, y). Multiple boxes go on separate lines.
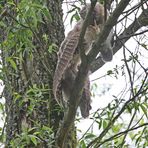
top-left (0, 0), bottom-right (76, 147)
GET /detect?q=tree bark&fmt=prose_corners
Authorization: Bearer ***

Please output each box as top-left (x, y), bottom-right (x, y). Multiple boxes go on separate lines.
top-left (0, 0), bottom-right (76, 147)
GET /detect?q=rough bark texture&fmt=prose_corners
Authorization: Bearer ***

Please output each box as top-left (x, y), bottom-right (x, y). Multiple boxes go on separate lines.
top-left (1, 0), bottom-right (76, 147)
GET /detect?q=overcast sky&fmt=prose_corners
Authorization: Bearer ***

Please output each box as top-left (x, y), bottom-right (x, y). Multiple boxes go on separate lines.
top-left (62, 0), bottom-right (148, 142)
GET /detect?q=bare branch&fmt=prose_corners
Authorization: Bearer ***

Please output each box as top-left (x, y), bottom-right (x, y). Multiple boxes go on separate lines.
top-left (90, 7), bottom-right (148, 73)
top-left (55, 1), bottom-right (98, 147)
top-left (87, 74), bottom-right (148, 148)
top-left (98, 123), bottom-right (148, 147)
top-left (87, 0), bottom-right (132, 62)
top-left (56, 0), bottom-right (132, 147)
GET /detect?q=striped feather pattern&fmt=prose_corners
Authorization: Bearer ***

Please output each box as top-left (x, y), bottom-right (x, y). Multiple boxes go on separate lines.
top-left (53, 28), bottom-right (81, 104)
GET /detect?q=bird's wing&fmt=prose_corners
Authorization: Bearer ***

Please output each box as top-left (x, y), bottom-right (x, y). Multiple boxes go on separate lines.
top-left (53, 29), bottom-right (80, 105)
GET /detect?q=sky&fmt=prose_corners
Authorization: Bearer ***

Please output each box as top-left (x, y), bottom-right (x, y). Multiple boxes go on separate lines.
top-left (0, 0), bottom-right (147, 147)
top-left (62, 0), bottom-right (148, 145)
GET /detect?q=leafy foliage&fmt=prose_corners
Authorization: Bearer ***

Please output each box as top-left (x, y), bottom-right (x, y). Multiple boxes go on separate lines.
top-left (0, 0), bottom-right (148, 147)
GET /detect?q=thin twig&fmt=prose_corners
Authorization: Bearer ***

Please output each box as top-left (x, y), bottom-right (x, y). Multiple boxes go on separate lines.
top-left (87, 74), bottom-right (147, 147)
top-left (98, 123), bottom-right (148, 147)
top-left (90, 7), bottom-right (148, 73)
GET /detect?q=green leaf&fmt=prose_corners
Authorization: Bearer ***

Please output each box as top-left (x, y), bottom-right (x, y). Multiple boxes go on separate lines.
top-left (70, 11), bottom-right (80, 25)
top-left (48, 43), bottom-right (58, 53)
top-left (98, 119), bottom-right (102, 129)
top-left (141, 43), bottom-right (147, 49)
top-left (42, 7), bottom-right (52, 22)
top-left (85, 133), bottom-right (96, 139)
top-left (80, 140), bottom-right (86, 148)
top-left (6, 57), bottom-right (17, 70)
top-left (30, 3), bottom-right (43, 9)
top-left (112, 124), bottom-right (122, 133)
top-left (140, 104), bottom-right (148, 118)
top-left (103, 120), bottom-right (107, 129)
top-left (107, 70), bottom-right (113, 75)
top-left (29, 135), bottom-right (38, 146)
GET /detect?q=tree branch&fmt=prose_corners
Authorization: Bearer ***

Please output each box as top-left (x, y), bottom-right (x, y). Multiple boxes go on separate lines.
top-left (98, 123), bottom-right (148, 147)
top-left (55, 1), bottom-right (98, 147)
top-left (87, 0), bottom-right (132, 62)
top-left (56, 0), bottom-right (132, 147)
top-left (87, 74), bottom-right (148, 148)
top-left (90, 7), bottom-right (148, 73)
